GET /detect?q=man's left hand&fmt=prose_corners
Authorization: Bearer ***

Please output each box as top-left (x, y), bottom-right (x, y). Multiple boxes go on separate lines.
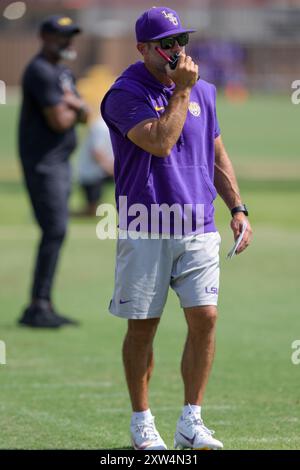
top-left (230, 213), bottom-right (253, 255)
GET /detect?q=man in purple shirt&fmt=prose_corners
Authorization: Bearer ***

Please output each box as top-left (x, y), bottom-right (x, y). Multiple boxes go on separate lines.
top-left (101, 6), bottom-right (252, 450)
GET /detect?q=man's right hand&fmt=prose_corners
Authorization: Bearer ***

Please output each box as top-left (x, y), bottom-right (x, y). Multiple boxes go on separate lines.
top-left (165, 53), bottom-right (198, 90)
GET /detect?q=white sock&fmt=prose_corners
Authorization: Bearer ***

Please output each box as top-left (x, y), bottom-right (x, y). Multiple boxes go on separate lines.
top-left (182, 404), bottom-right (202, 418)
top-left (131, 408), bottom-right (153, 423)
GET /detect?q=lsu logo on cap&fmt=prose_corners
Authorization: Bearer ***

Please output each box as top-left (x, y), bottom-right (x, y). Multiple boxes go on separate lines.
top-left (161, 10), bottom-right (178, 26)
top-left (189, 101), bottom-right (201, 117)
top-left (58, 17), bottom-right (73, 26)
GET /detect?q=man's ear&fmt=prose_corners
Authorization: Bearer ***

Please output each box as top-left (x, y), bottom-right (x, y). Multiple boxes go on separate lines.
top-left (136, 42), bottom-right (148, 56)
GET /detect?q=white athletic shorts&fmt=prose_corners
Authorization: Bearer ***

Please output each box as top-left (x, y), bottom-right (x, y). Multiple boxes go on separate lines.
top-left (109, 231), bottom-right (221, 320)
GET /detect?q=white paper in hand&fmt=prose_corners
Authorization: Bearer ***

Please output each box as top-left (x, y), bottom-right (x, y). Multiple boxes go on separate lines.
top-left (227, 221), bottom-right (248, 259)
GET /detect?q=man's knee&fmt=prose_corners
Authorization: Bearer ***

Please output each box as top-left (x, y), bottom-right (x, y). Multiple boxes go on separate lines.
top-left (126, 318), bottom-right (160, 343)
top-left (43, 220), bottom-right (68, 241)
top-left (184, 305), bottom-right (218, 332)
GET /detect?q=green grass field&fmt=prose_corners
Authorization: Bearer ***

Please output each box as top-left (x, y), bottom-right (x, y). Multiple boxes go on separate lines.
top-left (0, 92), bottom-right (299, 450)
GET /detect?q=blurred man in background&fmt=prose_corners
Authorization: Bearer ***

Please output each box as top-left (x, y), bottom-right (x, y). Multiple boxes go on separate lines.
top-left (18, 15), bottom-right (90, 328)
top-left (74, 115), bottom-right (114, 217)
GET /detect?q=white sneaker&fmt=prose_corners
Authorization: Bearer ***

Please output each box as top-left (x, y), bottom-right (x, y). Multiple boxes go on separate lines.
top-left (174, 406), bottom-right (223, 450)
top-left (131, 416), bottom-right (167, 450)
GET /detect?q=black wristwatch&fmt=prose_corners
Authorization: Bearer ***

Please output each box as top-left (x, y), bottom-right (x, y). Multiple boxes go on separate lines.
top-left (231, 204), bottom-right (248, 217)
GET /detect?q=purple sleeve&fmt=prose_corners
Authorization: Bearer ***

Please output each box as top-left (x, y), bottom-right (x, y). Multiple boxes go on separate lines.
top-left (213, 86), bottom-right (221, 138)
top-left (103, 90), bottom-right (157, 137)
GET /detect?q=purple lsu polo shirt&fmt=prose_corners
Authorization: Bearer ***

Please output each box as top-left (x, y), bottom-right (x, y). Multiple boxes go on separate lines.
top-left (101, 61), bottom-right (221, 235)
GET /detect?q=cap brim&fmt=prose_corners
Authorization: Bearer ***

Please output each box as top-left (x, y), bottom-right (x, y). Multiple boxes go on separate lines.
top-left (69, 26), bottom-right (81, 34)
top-left (59, 26), bottom-right (81, 35)
top-left (150, 28), bottom-right (196, 40)
top-left (41, 25), bottom-right (81, 35)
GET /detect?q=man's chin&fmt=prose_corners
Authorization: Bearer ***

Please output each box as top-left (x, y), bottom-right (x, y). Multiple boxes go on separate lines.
top-left (59, 49), bottom-right (77, 61)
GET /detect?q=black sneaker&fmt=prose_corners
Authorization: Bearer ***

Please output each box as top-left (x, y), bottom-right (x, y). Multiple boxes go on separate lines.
top-left (50, 307), bottom-right (80, 326)
top-left (18, 305), bottom-right (62, 329)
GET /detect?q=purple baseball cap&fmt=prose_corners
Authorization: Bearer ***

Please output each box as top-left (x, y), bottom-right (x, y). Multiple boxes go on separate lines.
top-left (135, 6), bottom-right (196, 42)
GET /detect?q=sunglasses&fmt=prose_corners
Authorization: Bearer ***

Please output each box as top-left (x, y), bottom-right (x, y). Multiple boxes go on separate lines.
top-left (158, 32), bottom-right (189, 50)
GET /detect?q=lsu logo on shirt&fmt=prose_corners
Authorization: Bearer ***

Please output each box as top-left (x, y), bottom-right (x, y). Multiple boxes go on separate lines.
top-left (188, 101), bottom-right (201, 117)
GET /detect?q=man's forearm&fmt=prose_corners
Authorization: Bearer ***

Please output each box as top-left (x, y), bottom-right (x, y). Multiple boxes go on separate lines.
top-left (214, 146), bottom-right (242, 210)
top-left (127, 53), bottom-right (198, 157)
top-left (63, 92), bottom-right (90, 124)
top-left (149, 87), bottom-right (191, 155)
